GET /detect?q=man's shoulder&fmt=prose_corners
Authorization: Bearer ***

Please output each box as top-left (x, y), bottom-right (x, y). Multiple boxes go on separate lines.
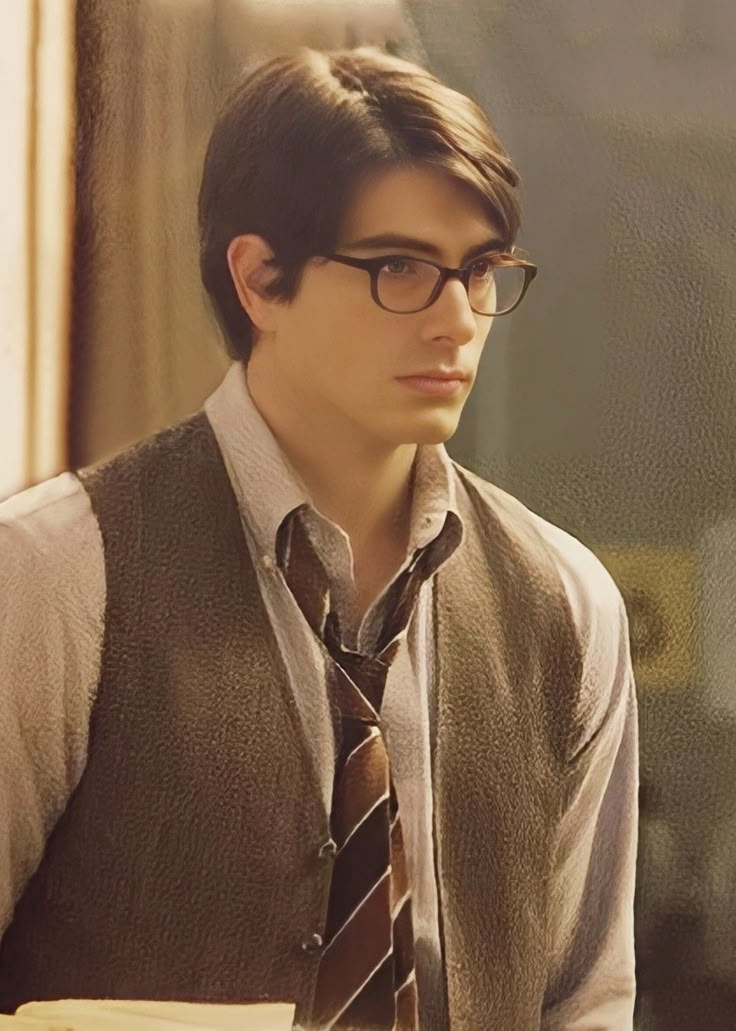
top-left (79, 412), bottom-right (211, 486)
top-left (0, 471), bottom-right (98, 562)
top-left (453, 459), bottom-right (625, 633)
top-left (0, 470), bottom-right (106, 640)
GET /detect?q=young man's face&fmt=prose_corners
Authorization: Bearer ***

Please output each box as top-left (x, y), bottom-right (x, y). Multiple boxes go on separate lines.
top-left (254, 164), bottom-right (500, 450)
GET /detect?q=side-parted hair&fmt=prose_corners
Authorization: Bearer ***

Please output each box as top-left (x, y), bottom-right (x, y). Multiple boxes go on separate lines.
top-left (198, 45), bottom-right (522, 363)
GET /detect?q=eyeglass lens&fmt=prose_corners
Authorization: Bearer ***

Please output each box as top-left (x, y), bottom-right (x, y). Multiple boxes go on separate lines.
top-left (376, 257), bottom-right (525, 315)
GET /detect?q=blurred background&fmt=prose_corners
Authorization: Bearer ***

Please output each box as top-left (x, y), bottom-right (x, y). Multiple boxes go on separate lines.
top-left (2, 1), bottom-right (735, 1027)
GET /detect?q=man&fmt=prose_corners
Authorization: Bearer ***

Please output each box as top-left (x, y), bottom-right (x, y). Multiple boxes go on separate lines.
top-left (0, 44), bottom-right (638, 1029)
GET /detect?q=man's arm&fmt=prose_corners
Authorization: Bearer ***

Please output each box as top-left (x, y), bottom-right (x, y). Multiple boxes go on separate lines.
top-left (541, 577), bottom-right (640, 1030)
top-left (0, 472), bottom-right (104, 939)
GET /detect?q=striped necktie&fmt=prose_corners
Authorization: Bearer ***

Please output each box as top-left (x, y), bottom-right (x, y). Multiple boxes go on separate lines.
top-left (277, 507), bottom-right (441, 1029)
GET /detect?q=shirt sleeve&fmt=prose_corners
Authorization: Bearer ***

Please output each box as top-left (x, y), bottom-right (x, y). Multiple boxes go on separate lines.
top-left (0, 472), bottom-right (105, 939)
top-left (540, 543), bottom-right (640, 1030)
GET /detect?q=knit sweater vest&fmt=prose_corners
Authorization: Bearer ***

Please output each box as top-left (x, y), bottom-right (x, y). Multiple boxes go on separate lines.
top-left (0, 412), bottom-right (584, 1029)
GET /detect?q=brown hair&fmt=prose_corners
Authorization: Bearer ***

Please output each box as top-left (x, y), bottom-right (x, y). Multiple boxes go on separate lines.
top-left (198, 45), bottom-right (523, 363)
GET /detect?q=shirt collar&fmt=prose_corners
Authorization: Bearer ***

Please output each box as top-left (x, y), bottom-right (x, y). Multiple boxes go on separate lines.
top-left (203, 360), bottom-right (464, 565)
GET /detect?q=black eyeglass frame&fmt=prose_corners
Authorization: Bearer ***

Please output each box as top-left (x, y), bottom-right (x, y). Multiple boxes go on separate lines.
top-left (310, 250), bottom-right (539, 316)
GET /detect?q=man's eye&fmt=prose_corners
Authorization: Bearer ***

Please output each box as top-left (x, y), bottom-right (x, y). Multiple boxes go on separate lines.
top-left (471, 259), bottom-right (494, 277)
top-left (383, 258), bottom-right (415, 275)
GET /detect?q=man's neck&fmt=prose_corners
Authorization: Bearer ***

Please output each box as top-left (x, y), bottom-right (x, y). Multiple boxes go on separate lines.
top-left (294, 444), bottom-right (416, 563)
top-left (243, 362), bottom-right (417, 559)
top-left (318, 449), bottom-right (416, 562)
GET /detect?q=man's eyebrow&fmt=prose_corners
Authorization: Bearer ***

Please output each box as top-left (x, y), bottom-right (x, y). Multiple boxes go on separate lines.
top-left (344, 232), bottom-right (505, 264)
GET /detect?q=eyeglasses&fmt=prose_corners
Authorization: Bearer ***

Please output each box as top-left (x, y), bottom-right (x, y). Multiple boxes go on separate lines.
top-left (312, 250), bottom-right (538, 316)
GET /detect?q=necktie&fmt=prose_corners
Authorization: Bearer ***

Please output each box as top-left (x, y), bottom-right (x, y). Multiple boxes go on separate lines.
top-left (276, 507), bottom-right (438, 1029)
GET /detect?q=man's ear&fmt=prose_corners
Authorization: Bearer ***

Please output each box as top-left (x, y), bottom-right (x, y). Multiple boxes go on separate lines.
top-left (226, 234), bottom-right (280, 332)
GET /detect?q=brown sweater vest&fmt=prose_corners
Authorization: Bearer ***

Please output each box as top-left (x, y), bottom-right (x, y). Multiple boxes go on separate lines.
top-left (0, 413), bottom-right (584, 1028)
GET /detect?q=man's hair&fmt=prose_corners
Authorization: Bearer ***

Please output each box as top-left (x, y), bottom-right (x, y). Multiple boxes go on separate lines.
top-left (198, 45), bottom-right (522, 363)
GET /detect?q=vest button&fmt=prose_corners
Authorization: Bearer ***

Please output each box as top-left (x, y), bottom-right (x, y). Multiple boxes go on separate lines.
top-left (318, 838), bottom-right (337, 860)
top-left (301, 932), bottom-right (324, 955)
